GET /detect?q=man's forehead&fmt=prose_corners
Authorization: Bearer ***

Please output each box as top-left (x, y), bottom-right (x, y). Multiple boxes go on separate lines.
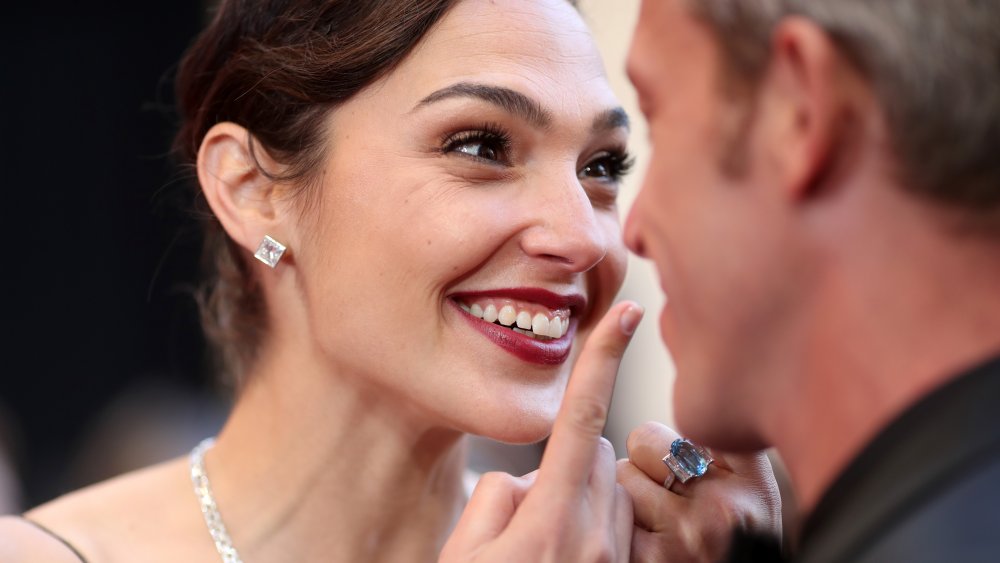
top-left (636, 0), bottom-right (686, 31)
top-left (639, 0), bottom-right (712, 48)
top-left (629, 0), bottom-right (705, 89)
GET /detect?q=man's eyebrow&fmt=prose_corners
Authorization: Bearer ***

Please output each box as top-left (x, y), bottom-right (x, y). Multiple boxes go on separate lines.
top-left (415, 82), bottom-right (553, 129)
top-left (593, 107), bottom-right (630, 133)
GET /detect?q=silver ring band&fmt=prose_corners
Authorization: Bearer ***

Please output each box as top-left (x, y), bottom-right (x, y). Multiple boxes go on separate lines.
top-left (662, 472), bottom-right (676, 490)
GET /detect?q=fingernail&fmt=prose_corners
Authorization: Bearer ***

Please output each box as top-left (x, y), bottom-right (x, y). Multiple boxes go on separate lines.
top-left (619, 303), bottom-right (644, 336)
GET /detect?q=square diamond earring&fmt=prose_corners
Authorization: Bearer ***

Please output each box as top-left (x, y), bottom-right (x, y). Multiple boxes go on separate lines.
top-left (254, 235), bottom-right (287, 268)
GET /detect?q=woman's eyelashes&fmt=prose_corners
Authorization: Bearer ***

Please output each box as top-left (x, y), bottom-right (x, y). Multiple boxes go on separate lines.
top-left (441, 124), bottom-right (512, 166)
top-left (580, 150), bottom-right (635, 182)
top-left (440, 124), bottom-right (634, 184)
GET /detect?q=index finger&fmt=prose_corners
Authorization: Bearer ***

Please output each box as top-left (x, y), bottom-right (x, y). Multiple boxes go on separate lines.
top-left (534, 301), bottom-right (644, 496)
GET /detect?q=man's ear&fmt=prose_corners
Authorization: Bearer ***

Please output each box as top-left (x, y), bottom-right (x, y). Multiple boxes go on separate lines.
top-left (197, 122), bottom-right (286, 257)
top-left (756, 16), bottom-right (860, 201)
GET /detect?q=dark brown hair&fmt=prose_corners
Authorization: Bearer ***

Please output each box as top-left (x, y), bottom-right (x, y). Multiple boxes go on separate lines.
top-left (174, 0), bottom-right (461, 383)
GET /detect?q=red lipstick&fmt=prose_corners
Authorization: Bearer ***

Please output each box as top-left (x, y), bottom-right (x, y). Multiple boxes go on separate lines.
top-left (449, 288), bottom-right (585, 365)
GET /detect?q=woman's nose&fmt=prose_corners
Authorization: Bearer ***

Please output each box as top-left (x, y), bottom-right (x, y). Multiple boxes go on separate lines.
top-left (518, 175), bottom-right (609, 274)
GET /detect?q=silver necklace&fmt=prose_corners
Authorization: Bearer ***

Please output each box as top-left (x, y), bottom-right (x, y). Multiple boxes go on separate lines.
top-left (190, 438), bottom-right (245, 563)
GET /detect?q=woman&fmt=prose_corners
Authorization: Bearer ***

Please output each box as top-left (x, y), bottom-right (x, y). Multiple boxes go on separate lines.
top-left (0, 0), bottom-right (779, 561)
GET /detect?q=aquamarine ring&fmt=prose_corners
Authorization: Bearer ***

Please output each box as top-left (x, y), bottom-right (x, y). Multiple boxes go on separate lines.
top-left (662, 438), bottom-right (714, 489)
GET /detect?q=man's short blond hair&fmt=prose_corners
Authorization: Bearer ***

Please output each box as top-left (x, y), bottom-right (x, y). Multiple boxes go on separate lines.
top-left (688, 0), bottom-right (1000, 217)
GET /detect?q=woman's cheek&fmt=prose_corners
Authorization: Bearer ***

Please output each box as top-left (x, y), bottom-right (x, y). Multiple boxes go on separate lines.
top-left (587, 215), bottom-right (629, 317)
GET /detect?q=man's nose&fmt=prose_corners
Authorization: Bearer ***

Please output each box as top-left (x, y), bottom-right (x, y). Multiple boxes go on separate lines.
top-left (623, 201), bottom-right (647, 258)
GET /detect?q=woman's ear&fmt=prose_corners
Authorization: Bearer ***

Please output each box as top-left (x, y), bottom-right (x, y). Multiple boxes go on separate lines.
top-left (197, 122), bottom-right (286, 258)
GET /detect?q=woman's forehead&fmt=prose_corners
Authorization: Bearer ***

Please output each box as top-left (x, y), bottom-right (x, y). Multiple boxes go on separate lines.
top-left (382, 0), bottom-right (617, 114)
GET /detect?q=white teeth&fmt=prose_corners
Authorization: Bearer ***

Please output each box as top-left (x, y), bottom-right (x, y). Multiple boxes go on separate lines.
top-left (462, 299), bottom-right (570, 339)
top-left (516, 311), bottom-right (533, 330)
top-left (531, 313), bottom-right (550, 337)
top-left (498, 305), bottom-right (517, 326)
top-left (547, 317), bottom-right (564, 338)
top-left (513, 326), bottom-right (550, 340)
top-left (483, 304), bottom-right (499, 323)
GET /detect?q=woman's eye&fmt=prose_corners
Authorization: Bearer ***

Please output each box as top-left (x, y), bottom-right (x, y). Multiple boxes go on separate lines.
top-left (581, 151), bottom-right (635, 181)
top-left (442, 127), bottom-right (512, 165)
top-left (454, 140), bottom-right (501, 161)
top-left (582, 160), bottom-right (612, 179)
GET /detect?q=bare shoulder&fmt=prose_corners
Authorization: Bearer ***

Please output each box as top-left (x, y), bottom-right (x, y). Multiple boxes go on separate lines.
top-left (0, 515), bottom-right (85, 562)
top-left (23, 456), bottom-right (206, 563)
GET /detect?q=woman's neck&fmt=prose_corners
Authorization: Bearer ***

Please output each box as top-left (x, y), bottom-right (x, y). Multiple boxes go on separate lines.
top-left (204, 343), bottom-right (468, 562)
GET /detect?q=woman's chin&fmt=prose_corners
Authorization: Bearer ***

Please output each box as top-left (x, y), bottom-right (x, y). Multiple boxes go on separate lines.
top-left (465, 410), bottom-right (557, 445)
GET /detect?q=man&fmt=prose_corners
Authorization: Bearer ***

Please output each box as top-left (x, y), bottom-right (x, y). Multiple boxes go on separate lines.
top-left (443, 0), bottom-right (1000, 561)
top-left (624, 0), bottom-right (1000, 561)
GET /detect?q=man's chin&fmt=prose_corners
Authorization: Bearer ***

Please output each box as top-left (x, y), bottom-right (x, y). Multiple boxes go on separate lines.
top-left (673, 380), bottom-right (767, 452)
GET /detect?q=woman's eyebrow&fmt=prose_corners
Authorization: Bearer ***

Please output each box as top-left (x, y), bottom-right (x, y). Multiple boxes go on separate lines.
top-left (414, 82), bottom-right (553, 129)
top-left (414, 81), bottom-right (630, 135)
top-left (593, 107), bottom-right (630, 133)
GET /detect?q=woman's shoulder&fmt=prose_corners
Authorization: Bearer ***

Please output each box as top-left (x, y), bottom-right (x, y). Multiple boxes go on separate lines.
top-left (0, 515), bottom-right (88, 562)
top-left (14, 456), bottom-right (201, 562)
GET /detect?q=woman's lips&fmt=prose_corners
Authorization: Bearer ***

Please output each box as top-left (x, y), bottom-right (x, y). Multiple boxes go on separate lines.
top-left (453, 302), bottom-right (577, 365)
top-left (448, 289), bottom-right (585, 366)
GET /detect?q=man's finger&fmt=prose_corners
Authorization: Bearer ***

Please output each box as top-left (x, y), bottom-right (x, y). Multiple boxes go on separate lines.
top-left (534, 301), bottom-right (643, 497)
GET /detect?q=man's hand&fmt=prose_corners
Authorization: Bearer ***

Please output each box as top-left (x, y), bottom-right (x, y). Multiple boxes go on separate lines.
top-left (440, 301), bottom-right (644, 562)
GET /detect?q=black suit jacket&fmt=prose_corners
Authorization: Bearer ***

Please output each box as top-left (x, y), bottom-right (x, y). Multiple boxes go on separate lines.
top-left (727, 353), bottom-right (1000, 562)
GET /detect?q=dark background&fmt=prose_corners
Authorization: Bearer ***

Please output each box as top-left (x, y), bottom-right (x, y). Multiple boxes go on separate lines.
top-left (0, 1), bottom-right (219, 507)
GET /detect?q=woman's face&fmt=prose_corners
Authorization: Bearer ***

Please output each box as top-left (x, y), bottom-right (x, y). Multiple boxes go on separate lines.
top-left (286, 0), bottom-right (629, 442)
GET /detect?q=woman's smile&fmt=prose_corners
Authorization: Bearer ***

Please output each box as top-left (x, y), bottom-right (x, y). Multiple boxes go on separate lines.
top-left (449, 288), bottom-right (586, 365)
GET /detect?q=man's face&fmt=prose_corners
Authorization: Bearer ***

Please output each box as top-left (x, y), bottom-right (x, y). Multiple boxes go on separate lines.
top-left (625, 0), bottom-right (805, 449)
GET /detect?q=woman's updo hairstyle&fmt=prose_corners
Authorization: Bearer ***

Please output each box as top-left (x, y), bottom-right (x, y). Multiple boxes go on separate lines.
top-left (174, 0), bottom-right (461, 384)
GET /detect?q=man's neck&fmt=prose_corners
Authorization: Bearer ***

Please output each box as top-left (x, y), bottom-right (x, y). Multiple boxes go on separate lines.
top-left (769, 186), bottom-right (1000, 515)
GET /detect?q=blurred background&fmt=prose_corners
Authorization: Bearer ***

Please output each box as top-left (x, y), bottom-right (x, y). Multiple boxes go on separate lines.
top-left (1, 0), bottom-right (222, 511)
top-left (0, 0), bottom-right (676, 513)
